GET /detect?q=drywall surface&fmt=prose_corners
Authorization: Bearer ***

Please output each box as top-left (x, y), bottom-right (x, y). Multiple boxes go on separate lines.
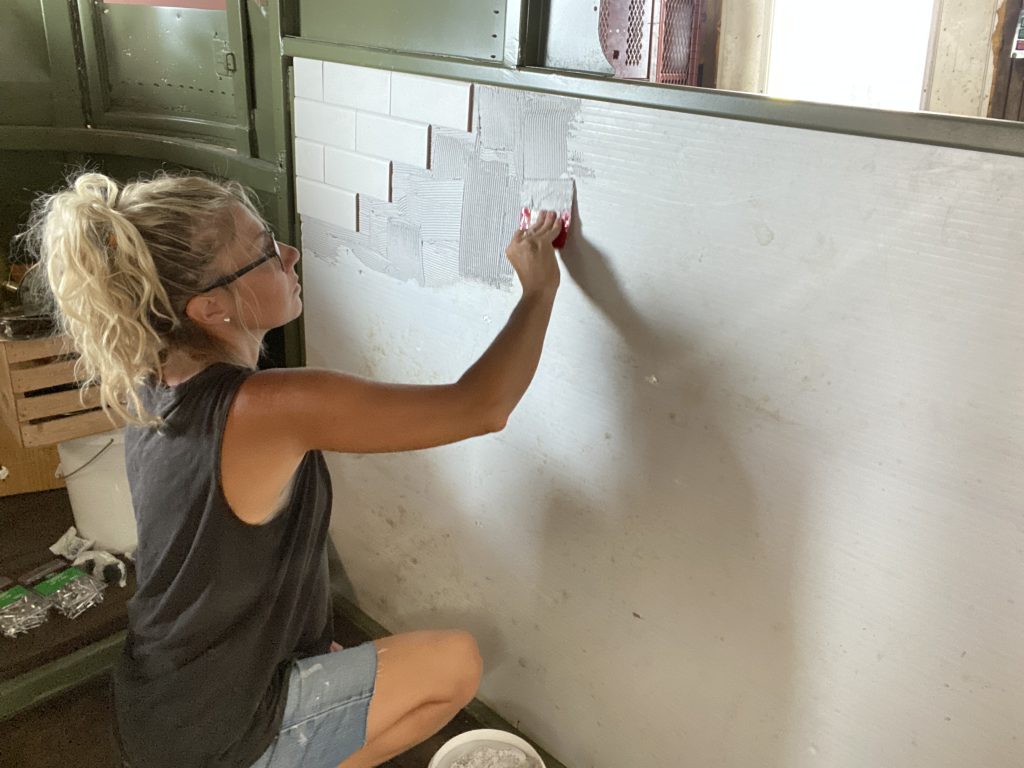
top-left (296, 62), bottom-right (1024, 768)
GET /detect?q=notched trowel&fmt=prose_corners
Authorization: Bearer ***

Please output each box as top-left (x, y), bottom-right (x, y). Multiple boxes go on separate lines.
top-left (519, 178), bottom-right (575, 249)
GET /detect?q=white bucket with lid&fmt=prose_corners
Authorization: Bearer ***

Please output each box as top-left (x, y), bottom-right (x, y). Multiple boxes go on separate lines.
top-left (57, 429), bottom-right (137, 554)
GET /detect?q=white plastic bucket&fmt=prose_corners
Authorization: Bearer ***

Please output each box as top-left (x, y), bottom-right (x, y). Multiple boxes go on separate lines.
top-left (57, 429), bottom-right (137, 554)
top-left (428, 729), bottom-right (547, 768)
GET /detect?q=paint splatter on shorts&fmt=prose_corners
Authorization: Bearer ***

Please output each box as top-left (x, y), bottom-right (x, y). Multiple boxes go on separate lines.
top-left (249, 640), bottom-right (378, 768)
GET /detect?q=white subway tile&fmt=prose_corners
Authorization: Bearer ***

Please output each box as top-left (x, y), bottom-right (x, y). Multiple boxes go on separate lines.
top-left (356, 113), bottom-right (429, 169)
top-left (296, 178), bottom-right (358, 231)
top-left (292, 57), bottom-right (323, 102)
top-left (324, 148), bottom-right (391, 201)
top-left (390, 73), bottom-right (472, 132)
top-left (293, 98), bottom-right (356, 149)
top-left (294, 138), bottom-right (325, 182)
top-left (323, 62), bottom-right (391, 114)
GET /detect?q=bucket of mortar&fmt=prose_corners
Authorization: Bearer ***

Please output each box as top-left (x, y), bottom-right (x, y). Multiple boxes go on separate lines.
top-left (428, 728), bottom-right (546, 768)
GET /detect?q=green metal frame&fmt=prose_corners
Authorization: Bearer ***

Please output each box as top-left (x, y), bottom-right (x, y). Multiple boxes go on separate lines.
top-left (258, 1), bottom-right (304, 365)
top-left (0, 631), bottom-right (125, 722)
top-left (0, 127), bottom-right (280, 190)
top-left (297, 0), bottom-right (507, 61)
top-left (40, 0), bottom-right (89, 129)
top-left (282, 35), bottom-right (1024, 158)
top-left (225, 0), bottom-right (256, 154)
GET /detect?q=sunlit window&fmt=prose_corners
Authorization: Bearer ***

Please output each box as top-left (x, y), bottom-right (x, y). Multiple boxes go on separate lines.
top-left (767, 0), bottom-right (937, 111)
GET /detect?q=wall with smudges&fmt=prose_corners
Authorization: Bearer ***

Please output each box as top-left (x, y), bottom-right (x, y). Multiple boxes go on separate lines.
top-left (295, 62), bottom-right (1024, 768)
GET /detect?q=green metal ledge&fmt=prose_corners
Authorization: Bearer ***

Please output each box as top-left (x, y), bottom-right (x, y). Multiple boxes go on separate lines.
top-left (282, 37), bottom-right (1024, 160)
top-left (0, 127), bottom-right (285, 191)
top-left (0, 631), bottom-right (125, 722)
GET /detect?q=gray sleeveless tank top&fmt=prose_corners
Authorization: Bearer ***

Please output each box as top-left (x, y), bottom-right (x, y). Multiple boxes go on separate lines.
top-left (113, 363), bottom-right (334, 767)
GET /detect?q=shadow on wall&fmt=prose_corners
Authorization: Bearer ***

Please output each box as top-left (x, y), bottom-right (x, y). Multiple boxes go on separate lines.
top-left (532, 200), bottom-right (801, 766)
top-left (325, 453), bottom-right (513, 668)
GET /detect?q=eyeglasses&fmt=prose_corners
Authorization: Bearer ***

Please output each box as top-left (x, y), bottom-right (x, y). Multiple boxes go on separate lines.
top-left (198, 231), bottom-right (284, 293)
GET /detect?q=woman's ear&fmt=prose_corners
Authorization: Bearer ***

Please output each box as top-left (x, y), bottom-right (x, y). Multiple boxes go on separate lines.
top-left (184, 293), bottom-right (230, 328)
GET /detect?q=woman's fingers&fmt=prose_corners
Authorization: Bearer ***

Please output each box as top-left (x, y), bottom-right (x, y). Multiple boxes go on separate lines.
top-left (530, 210), bottom-right (556, 233)
top-left (526, 210), bottom-right (562, 242)
top-left (508, 211), bottom-right (562, 257)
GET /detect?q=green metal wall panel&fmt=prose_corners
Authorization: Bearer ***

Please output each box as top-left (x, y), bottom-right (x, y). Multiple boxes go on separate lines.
top-left (1, 1), bottom-right (51, 85)
top-left (74, 1), bottom-right (252, 147)
top-left (0, 84), bottom-right (55, 127)
top-left (93, 5), bottom-right (237, 119)
top-left (299, 0), bottom-right (506, 61)
top-left (0, 0), bottom-right (54, 125)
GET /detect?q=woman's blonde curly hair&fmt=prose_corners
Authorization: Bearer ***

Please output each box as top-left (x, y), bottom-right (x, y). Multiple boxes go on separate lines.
top-left (22, 171), bottom-right (268, 427)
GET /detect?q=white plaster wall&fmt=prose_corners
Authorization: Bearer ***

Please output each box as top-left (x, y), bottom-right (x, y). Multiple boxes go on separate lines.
top-left (301, 80), bottom-right (1024, 768)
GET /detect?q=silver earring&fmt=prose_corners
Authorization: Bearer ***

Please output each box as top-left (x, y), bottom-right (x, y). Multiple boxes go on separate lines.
top-left (223, 317), bottom-right (231, 324)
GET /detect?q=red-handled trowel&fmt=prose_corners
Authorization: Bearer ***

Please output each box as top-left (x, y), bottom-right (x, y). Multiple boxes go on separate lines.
top-left (519, 179), bottom-right (575, 249)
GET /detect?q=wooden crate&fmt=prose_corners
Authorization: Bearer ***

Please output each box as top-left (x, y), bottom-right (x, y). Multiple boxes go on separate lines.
top-left (0, 422), bottom-right (64, 496)
top-left (0, 336), bottom-right (118, 449)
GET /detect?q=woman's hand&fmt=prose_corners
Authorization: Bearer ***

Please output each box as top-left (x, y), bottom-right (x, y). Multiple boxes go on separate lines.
top-left (505, 210), bottom-right (562, 297)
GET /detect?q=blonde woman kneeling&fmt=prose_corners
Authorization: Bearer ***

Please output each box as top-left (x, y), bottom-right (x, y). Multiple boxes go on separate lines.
top-left (26, 172), bottom-right (563, 768)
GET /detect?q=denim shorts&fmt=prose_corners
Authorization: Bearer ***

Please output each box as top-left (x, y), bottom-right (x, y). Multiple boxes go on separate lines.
top-left (249, 640), bottom-right (378, 768)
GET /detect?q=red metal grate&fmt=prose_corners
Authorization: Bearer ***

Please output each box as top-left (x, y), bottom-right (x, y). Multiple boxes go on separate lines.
top-left (599, 0), bottom-right (654, 79)
top-left (655, 0), bottom-right (703, 86)
top-left (625, 0), bottom-right (646, 66)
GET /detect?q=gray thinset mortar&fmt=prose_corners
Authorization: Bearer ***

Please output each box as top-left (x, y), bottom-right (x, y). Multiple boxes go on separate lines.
top-left (458, 158), bottom-right (520, 287)
top-left (300, 85), bottom-right (582, 291)
top-left (409, 180), bottom-right (465, 240)
top-left (458, 87), bottom-right (582, 288)
top-left (301, 216), bottom-right (367, 271)
top-left (421, 240), bottom-right (461, 288)
top-left (476, 87), bottom-right (520, 152)
top-left (359, 197), bottom-right (394, 255)
top-left (523, 99), bottom-right (580, 180)
top-left (386, 218), bottom-right (425, 284)
top-left (431, 127), bottom-right (476, 179)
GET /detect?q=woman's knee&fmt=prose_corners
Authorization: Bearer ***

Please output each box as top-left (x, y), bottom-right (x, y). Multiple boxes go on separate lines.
top-left (443, 630), bottom-right (482, 704)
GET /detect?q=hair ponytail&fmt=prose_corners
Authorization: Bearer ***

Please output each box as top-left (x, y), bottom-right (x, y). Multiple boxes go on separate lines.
top-left (23, 171), bottom-right (266, 427)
